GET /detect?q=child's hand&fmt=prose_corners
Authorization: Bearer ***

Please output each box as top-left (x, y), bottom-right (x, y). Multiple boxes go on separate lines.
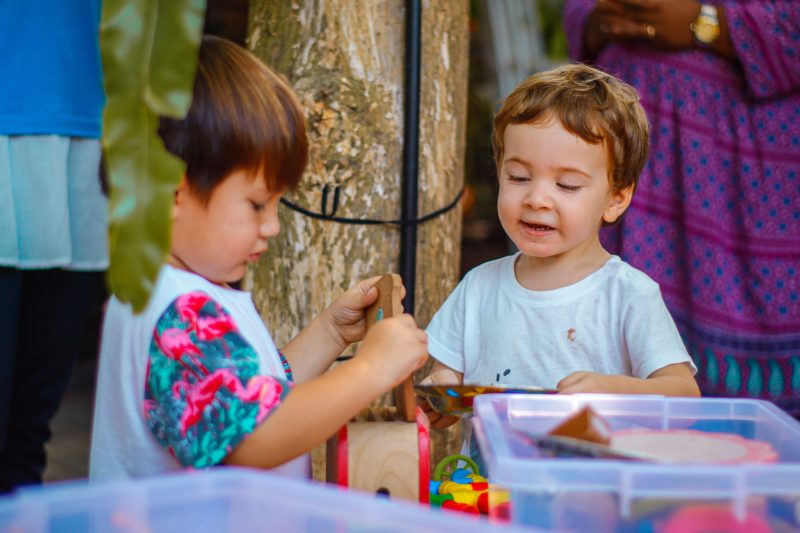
top-left (420, 365), bottom-right (462, 386)
top-left (557, 371), bottom-right (617, 394)
top-left (558, 364), bottom-right (699, 397)
top-left (418, 361), bottom-right (462, 428)
top-left (323, 276), bottom-right (405, 350)
top-left (355, 314), bottom-right (427, 390)
top-left (416, 397), bottom-right (460, 429)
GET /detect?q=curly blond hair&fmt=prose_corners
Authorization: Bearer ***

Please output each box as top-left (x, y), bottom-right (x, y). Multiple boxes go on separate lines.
top-left (493, 62), bottom-right (649, 194)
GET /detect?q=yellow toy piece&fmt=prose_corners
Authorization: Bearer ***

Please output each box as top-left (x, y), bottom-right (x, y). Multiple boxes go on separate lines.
top-left (431, 454), bottom-right (491, 514)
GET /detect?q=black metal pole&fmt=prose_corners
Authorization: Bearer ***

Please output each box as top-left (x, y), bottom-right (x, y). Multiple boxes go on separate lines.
top-left (400, 0), bottom-right (421, 314)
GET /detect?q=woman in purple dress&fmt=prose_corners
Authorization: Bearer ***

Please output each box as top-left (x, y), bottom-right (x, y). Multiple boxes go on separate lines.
top-left (564, 0), bottom-right (800, 415)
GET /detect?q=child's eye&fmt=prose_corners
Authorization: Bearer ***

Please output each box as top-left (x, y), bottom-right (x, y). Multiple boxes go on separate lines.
top-left (557, 183), bottom-right (582, 192)
top-left (507, 175), bottom-right (528, 183)
top-left (250, 201), bottom-right (266, 212)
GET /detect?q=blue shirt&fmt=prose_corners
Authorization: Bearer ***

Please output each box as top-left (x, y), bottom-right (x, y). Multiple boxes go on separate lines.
top-left (0, 0), bottom-right (104, 137)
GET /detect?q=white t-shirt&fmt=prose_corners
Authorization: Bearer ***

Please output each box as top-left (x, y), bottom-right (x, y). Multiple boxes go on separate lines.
top-left (90, 265), bottom-right (308, 481)
top-left (427, 253), bottom-right (695, 389)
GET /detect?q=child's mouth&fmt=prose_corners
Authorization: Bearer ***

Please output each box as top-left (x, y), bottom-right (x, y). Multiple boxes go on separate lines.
top-left (523, 222), bottom-right (554, 231)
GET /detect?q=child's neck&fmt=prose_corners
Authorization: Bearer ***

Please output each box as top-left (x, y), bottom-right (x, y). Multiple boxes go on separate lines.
top-left (514, 248), bottom-right (612, 291)
top-left (167, 253), bottom-right (229, 288)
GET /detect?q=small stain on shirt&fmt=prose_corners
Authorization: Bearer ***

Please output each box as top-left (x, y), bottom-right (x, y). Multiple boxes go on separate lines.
top-left (496, 369), bottom-right (511, 382)
top-left (567, 328), bottom-right (576, 342)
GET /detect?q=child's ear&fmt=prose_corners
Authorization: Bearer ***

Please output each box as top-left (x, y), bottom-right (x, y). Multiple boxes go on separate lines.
top-left (172, 175), bottom-right (189, 220)
top-left (603, 184), bottom-right (634, 224)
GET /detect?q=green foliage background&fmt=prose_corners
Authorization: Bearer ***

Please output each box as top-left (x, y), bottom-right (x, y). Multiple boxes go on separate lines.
top-left (101, 0), bottom-right (206, 312)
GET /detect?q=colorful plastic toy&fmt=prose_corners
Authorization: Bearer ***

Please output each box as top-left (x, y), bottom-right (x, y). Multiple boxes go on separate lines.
top-left (429, 454), bottom-right (507, 515)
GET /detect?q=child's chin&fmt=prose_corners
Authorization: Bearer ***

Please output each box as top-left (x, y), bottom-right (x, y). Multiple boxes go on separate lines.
top-left (221, 265), bottom-right (248, 283)
top-left (518, 247), bottom-right (559, 259)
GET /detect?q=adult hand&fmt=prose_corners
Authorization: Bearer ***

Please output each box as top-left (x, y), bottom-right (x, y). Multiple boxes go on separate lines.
top-left (586, 0), bottom-right (701, 54)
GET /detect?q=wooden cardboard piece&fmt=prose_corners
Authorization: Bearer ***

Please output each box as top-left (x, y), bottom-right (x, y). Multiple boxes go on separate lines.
top-left (365, 274), bottom-right (416, 422)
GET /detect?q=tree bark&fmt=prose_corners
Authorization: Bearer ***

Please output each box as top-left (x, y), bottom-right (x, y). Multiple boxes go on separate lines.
top-left (246, 0), bottom-right (468, 480)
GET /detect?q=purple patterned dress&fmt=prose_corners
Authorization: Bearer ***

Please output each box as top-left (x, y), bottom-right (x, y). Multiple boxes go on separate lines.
top-left (564, 1), bottom-right (800, 415)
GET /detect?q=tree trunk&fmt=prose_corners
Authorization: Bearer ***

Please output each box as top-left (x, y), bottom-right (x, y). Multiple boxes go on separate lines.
top-left (246, 0), bottom-right (468, 480)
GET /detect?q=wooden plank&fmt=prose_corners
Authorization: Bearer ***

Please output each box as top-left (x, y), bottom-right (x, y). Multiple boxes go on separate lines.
top-left (365, 274), bottom-right (416, 422)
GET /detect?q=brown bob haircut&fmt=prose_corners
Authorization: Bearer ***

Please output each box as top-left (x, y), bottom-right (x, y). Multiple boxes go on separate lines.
top-left (158, 35), bottom-right (308, 203)
top-left (492, 63), bottom-right (649, 194)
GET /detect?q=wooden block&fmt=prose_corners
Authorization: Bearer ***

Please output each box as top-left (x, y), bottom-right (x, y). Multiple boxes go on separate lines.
top-left (365, 274), bottom-right (415, 423)
top-left (548, 406), bottom-right (611, 445)
top-left (365, 274), bottom-right (403, 326)
top-left (346, 420), bottom-right (420, 500)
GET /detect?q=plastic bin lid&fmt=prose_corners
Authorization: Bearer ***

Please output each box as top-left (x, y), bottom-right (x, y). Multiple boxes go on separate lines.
top-left (0, 467), bottom-right (538, 532)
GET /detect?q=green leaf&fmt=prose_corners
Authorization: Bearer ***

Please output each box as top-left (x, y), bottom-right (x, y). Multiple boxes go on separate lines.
top-left (100, 0), bottom-right (206, 312)
top-left (146, 0), bottom-right (206, 115)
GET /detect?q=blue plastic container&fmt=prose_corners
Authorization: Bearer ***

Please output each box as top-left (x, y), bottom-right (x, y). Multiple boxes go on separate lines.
top-left (473, 394), bottom-right (800, 532)
top-left (0, 467), bottom-right (537, 532)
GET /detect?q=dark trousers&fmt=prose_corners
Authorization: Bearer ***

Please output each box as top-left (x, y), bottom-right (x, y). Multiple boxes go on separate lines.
top-left (0, 268), bottom-right (102, 493)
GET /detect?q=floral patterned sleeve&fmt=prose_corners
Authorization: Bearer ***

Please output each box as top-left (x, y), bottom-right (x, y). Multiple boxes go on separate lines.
top-left (144, 291), bottom-right (293, 468)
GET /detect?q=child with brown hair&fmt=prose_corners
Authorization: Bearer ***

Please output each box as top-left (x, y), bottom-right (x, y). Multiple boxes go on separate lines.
top-left (424, 63), bottom-right (699, 401)
top-left (90, 35), bottom-right (428, 480)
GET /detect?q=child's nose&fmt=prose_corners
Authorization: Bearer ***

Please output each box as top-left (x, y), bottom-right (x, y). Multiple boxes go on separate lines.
top-left (260, 213), bottom-right (280, 238)
top-left (525, 182), bottom-right (553, 209)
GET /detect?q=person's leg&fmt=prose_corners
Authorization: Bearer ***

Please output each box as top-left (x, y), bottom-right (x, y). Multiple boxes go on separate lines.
top-left (0, 269), bottom-right (101, 492)
top-left (0, 268), bottom-right (22, 459)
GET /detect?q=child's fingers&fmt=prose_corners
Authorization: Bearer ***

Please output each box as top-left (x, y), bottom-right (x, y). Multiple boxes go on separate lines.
top-left (416, 397), bottom-right (460, 428)
top-left (352, 274), bottom-right (408, 307)
top-left (335, 277), bottom-right (379, 312)
top-left (556, 371), bottom-right (587, 390)
top-left (394, 312), bottom-right (423, 331)
top-left (422, 368), bottom-right (459, 386)
top-left (360, 285), bottom-right (378, 306)
top-left (414, 323), bottom-right (428, 344)
top-left (431, 413), bottom-right (460, 429)
top-left (356, 276), bottom-right (381, 300)
top-left (358, 275), bottom-right (383, 287)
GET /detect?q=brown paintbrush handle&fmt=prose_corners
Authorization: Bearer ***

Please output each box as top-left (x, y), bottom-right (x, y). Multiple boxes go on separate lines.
top-left (365, 274), bottom-right (416, 422)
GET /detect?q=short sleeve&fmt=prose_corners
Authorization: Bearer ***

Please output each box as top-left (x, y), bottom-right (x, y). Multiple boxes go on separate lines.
top-left (622, 285), bottom-right (697, 379)
top-left (144, 291), bottom-right (292, 468)
top-left (426, 277), bottom-right (469, 373)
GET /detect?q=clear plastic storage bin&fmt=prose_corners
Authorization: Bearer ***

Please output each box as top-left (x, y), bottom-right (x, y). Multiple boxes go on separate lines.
top-left (473, 394), bottom-right (800, 532)
top-left (0, 468), bottom-right (537, 532)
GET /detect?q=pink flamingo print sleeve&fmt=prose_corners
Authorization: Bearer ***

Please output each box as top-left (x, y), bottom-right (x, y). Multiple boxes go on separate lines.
top-left (144, 291), bottom-right (293, 468)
